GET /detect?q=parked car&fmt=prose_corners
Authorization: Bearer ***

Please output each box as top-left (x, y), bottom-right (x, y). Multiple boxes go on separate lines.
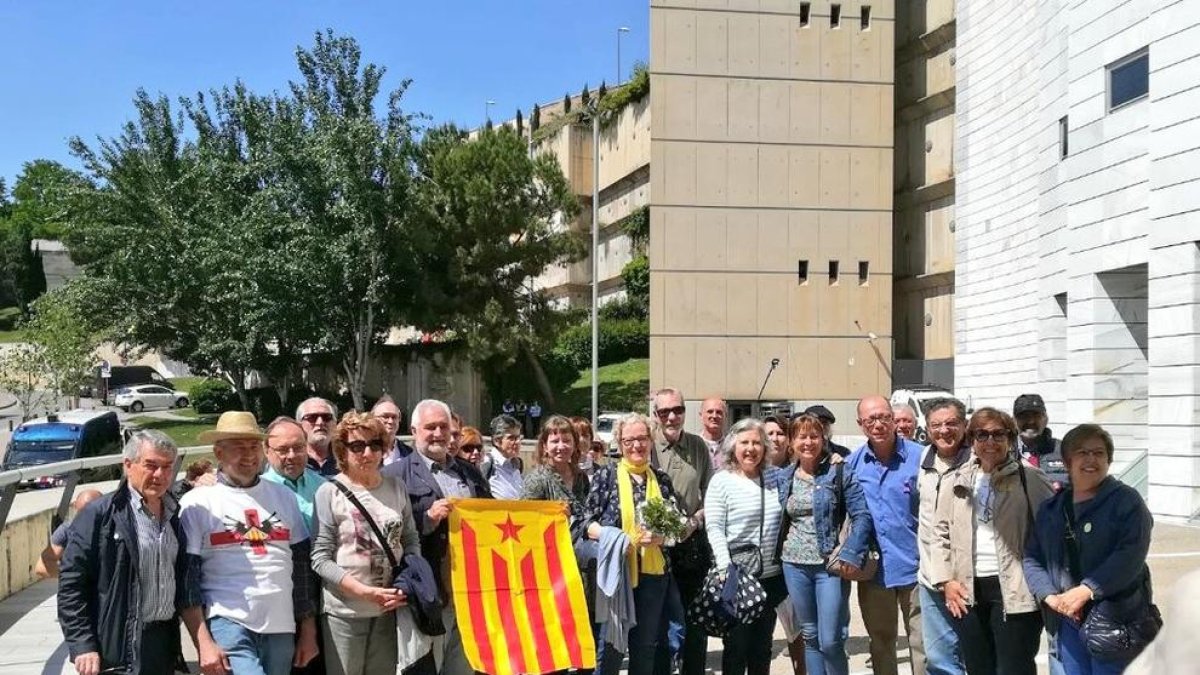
top-left (113, 384), bottom-right (190, 412)
top-left (890, 385), bottom-right (956, 444)
top-left (2, 410), bottom-right (123, 487)
top-left (595, 412), bottom-right (625, 457)
top-left (78, 365), bottom-right (172, 404)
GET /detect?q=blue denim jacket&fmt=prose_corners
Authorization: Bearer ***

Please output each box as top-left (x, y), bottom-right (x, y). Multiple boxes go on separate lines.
top-left (773, 458), bottom-right (873, 568)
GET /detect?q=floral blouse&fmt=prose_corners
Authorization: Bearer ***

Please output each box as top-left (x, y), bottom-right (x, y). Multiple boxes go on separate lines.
top-left (522, 465), bottom-right (591, 541)
top-left (582, 464), bottom-right (680, 530)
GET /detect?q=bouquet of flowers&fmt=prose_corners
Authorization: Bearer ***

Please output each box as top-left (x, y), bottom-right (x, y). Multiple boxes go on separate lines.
top-left (637, 497), bottom-right (688, 545)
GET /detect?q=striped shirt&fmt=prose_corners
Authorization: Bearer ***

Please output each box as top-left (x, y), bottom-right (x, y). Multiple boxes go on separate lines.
top-left (128, 487), bottom-right (179, 622)
top-left (704, 470), bottom-right (784, 577)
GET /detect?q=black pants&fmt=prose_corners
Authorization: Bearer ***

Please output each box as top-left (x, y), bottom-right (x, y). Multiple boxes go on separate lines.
top-left (952, 575), bottom-right (1043, 675)
top-left (139, 620), bottom-right (178, 674)
top-left (722, 574), bottom-right (787, 675)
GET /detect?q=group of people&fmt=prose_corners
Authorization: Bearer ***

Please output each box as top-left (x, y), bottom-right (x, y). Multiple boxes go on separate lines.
top-left (52, 387), bottom-right (1157, 675)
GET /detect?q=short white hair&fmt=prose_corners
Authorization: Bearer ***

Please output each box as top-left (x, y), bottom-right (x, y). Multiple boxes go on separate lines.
top-left (123, 429), bottom-right (178, 463)
top-left (295, 397), bottom-right (337, 421)
top-left (892, 404), bottom-right (917, 418)
top-left (411, 399), bottom-right (452, 429)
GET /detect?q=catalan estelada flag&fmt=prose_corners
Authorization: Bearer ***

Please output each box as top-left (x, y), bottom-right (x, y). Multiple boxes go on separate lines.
top-left (449, 498), bottom-right (596, 675)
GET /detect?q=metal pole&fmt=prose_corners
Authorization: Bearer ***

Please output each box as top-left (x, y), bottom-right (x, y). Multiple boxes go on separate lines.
top-left (617, 30), bottom-right (622, 83)
top-left (591, 108), bottom-right (600, 428)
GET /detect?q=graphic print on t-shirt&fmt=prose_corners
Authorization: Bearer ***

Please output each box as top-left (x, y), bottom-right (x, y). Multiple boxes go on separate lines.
top-left (209, 509), bottom-right (291, 555)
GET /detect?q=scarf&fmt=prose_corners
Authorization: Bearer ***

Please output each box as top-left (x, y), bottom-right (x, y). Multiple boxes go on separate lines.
top-left (617, 458), bottom-right (666, 587)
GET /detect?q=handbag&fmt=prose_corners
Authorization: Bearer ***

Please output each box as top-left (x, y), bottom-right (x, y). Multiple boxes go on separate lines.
top-left (687, 562), bottom-right (769, 637)
top-left (332, 479), bottom-right (402, 584)
top-left (1063, 495), bottom-right (1161, 662)
top-left (825, 463), bottom-right (878, 580)
top-left (728, 473), bottom-right (765, 578)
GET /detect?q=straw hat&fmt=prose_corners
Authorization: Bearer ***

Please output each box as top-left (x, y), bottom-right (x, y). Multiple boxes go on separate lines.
top-left (198, 411), bottom-right (266, 443)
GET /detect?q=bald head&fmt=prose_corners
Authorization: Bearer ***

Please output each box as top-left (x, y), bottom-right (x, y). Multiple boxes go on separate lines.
top-left (72, 489), bottom-right (103, 513)
top-left (699, 397), bottom-right (727, 440)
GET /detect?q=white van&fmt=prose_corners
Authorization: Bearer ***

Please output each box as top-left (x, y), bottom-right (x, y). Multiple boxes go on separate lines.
top-left (889, 386), bottom-right (956, 444)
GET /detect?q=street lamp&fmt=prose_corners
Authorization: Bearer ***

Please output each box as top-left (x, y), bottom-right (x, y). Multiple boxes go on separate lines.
top-left (590, 99), bottom-right (600, 427)
top-left (485, 99), bottom-right (496, 125)
top-left (617, 27), bottom-right (631, 83)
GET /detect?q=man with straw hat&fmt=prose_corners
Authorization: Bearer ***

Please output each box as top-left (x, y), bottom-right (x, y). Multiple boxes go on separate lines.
top-left (179, 411), bottom-right (319, 675)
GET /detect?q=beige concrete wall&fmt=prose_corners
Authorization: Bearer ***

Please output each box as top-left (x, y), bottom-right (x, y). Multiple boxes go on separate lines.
top-left (0, 511), bottom-right (53, 601)
top-left (650, 0), bottom-right (895, 403)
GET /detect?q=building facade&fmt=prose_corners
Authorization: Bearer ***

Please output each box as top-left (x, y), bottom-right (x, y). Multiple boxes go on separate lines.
top-left (954, 0), bottom-right (1200, 519)
top-left (649, 0), bottom-right (896, 429)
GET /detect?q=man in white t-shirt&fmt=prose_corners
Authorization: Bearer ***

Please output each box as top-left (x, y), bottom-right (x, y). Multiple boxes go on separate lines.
top-left (180, 411), bottom-right (319, 675)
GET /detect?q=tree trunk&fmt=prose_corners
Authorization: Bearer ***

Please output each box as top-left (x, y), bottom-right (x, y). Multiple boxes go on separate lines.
top-left (225, 369), bottom-right (251, 412)
top-left (522, 343), bottom-right (558, 411)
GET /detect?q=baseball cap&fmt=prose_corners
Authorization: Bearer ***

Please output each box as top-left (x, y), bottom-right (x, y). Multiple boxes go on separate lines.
top-left (1013, 394), bottom-right (1047, 416)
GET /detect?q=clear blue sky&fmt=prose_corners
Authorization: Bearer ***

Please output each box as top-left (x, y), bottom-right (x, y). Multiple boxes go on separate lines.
top-left (0, 1), bottom-right (649, 187)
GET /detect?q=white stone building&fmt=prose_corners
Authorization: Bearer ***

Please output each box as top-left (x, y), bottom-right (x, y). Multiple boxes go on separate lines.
top-left (955, 0), bottom-right (1200, 519)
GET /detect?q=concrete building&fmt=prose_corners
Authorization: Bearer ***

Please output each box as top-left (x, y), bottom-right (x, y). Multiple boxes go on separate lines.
top-left (648, 0), bottom-right (896, 429)
top-left (954, 0), bottom-right (1200, 519)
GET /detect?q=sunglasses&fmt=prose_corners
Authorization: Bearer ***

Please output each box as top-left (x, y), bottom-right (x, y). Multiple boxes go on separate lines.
top-left (655, 405), bottom-right (686, 418)
top-left (461, 444), bottom-right (483, 453)
top-left (301, 412), bottom-right (334, 424)
top-left (972, 429), bottom-right (1012, 443)
top-left (345, 439), bottom-right (386, 454)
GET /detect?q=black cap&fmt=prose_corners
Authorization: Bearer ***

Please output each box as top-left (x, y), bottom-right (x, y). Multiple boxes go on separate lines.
top-left (1013, 394), bottom-right (1047, 416)
top-left (803, 405), bottom-right (836, 424)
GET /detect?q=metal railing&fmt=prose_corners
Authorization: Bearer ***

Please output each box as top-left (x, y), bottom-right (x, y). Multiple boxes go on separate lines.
top-left (0, 445), bottom-right (213, 535)
top-left (1115, 449), bottom-right (1149, 498)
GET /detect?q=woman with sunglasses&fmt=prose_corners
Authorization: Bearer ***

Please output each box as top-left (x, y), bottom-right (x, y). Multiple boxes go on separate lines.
top-left (458, 426), bottom-right (485, 466)
top-left (311, 412), bottom-right (423, 675)
top-left (929, 407), bottom-right (1055, 675)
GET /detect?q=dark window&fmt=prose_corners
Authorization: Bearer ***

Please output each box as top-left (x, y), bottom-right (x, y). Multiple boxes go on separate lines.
top-left (799, 2), bottom-right (811, 27)
top-left (831, 4), bottom-right (842, 28)
top-left (828, 260), bottom-right (840, 284)
top-left (1059, 116), bottom-right (1069, 159)
top-left (858, 261), bottom-right (869, 284)
top-left (798, 259), bottom-right (809, 283)
top-left (1108, 49), bottom-right (1149, 111)
top-left (861, 5), bottom-right (872, 30)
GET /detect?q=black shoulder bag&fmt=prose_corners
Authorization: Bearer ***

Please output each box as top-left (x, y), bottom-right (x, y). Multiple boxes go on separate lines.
top-left (1063, 494), bottom-right (1161, 663)
top-left (332, 479), bottom-right (403, 584)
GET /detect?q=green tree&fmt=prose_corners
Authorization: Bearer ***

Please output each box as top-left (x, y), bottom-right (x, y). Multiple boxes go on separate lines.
top-left (580, 84), bottom-right (591, 108)
top-left (412, 125), bottom-right (583, 408)
top-left (0, 343), bottom-right (47, 420)
top-left (23, 282), bottom-right (104, 405)
top-left (9, 160), bottom-right (91, 240)
top-left (531, 104), bottom-right (541, 132)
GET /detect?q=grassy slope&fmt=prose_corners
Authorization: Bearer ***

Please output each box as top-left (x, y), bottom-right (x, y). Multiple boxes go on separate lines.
top-left (557, 358), bottom-right (649, 416)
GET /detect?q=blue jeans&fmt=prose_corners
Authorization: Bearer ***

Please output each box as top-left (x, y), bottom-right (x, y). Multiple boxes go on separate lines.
top-left (208, 615), bottom-right (295, 675)
top-left (1058, 619), bottom-right (1129, 675)
top-left (600, 573), bottom-right (671, 675)
top-left (919, 584), bottom-right (965, 675)
top-left (782, 563), bottom-right (850, 675)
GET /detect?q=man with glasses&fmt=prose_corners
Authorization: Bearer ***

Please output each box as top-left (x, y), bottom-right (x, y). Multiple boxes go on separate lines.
top-left (372, 395), bottom-right (416, 465)
top-left (916, 399), bottom-right (971, 675)
top-left (845, 395), bottom-right (925, 675)
top-left (297, 397), bottom-right (339, 477)
top-left (651, 387), bottom-right (712, 675)
top-left (59, 430), bottom-right (187, 675)
top-left (263, 417), bottom-right (328, 537)
top-left (483, 414), bottom-right (525, 499)
top-left (382, 399), bottom-right (490, 675)
top-left (179, 411), bottom-right (318, 675)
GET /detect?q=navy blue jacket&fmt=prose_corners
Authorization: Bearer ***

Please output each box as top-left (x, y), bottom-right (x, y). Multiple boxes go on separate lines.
top-left (1023, 476), bottom-right (1153, 628)
top-left (57, 481), bottom-right (187, 674)
top-left (382, 451), bottom-right (491, 597)
top-left (774, 458), bottom-right (873, 569)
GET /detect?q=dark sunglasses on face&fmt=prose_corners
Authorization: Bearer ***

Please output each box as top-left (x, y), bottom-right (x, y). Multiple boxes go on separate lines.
top-left (655, 405), bottom-right (686, 418)
top-left (461, 444), bottom-right (483, 453)
top-left (346, 439), bottom-right (386, 453)
top-left (972, 429), bottom-right (1012, 443)
top-left (301, 412), bottom-right (334, 424)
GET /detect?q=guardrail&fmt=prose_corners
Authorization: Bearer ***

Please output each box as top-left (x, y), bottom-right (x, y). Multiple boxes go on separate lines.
top-left (0, 444), bottom-right (214, 535)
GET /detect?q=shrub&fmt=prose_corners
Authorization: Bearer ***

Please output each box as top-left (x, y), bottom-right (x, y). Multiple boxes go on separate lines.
top-left (189, 378), bottom-right (237, 415)
top-left (553, 317), bottom-right (649, 372)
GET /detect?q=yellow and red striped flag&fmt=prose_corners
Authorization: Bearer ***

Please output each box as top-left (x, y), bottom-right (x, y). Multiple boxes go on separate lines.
top-left (449, 498), bottom-right (596, 675)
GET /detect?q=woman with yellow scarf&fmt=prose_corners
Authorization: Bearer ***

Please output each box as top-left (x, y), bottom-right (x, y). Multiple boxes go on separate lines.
top-left (584, 412), bottom-right (682, 675)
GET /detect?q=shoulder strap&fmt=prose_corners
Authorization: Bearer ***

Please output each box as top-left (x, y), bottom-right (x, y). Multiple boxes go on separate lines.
top-left (758, 471), bottom-right (765, 547)
top-left (1062, 492), bottom-right (1083, 582)
top-left (332, 479), bottom-right (399, 569)
top-left (1016, 461), bottom-right (1035, 527)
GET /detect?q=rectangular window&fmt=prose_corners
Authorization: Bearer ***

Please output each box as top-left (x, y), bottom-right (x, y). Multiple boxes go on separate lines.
top-left (1058, 115), bottom-right (1069, 159)
top-left (1108, 48), bottom-right (1149, 111)
top-left (858, 261), bottom-right (869, 284)
top-left (831, 4), bottom-right (842, 29)
top-left (860, 5), bottom-right (872, 30)
top-left (798, 259), bottom-right (809, 284)
top-left (828, 260), bottom-right (840, 284)
top-left (799, 2), bottom-right (811, 27)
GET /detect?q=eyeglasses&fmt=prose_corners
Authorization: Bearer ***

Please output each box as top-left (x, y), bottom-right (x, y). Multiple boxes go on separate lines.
top-left (268, 444), bottom-right (306, 457)
top-left (345, 439), bottom-right (387, 454)
top-left (620, 436), bottom-right (652, 448)
top-left (301, 412), bottom-right (333, 424)
top-left (972, 429), bottom-right (1011, 443)
top-left (655, 405), bottom-right (686, 419)
top-left (858, 413), bottom-right (894, 427)
top-left (500, 434), bottom-right (523, 443)
top-left (375, 413), bottom-right (400, 421)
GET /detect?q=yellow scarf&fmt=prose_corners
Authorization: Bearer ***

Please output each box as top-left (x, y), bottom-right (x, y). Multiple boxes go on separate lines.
top-left (617, 458), bottom-right (666, 587)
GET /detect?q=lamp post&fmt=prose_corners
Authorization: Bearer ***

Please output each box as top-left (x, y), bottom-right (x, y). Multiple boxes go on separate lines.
top-left (485, 99), bottom-right (495, 125)
top-left (617, 26), bottom-right (631, 83)
top-left (590, 101), bottom-right (600, 427)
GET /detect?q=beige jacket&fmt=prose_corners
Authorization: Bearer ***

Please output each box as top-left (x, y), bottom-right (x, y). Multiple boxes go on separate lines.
top-left (929, 456), bottom-right (1054, 614)
top-left (917, 444), bottom-right (972, 588)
